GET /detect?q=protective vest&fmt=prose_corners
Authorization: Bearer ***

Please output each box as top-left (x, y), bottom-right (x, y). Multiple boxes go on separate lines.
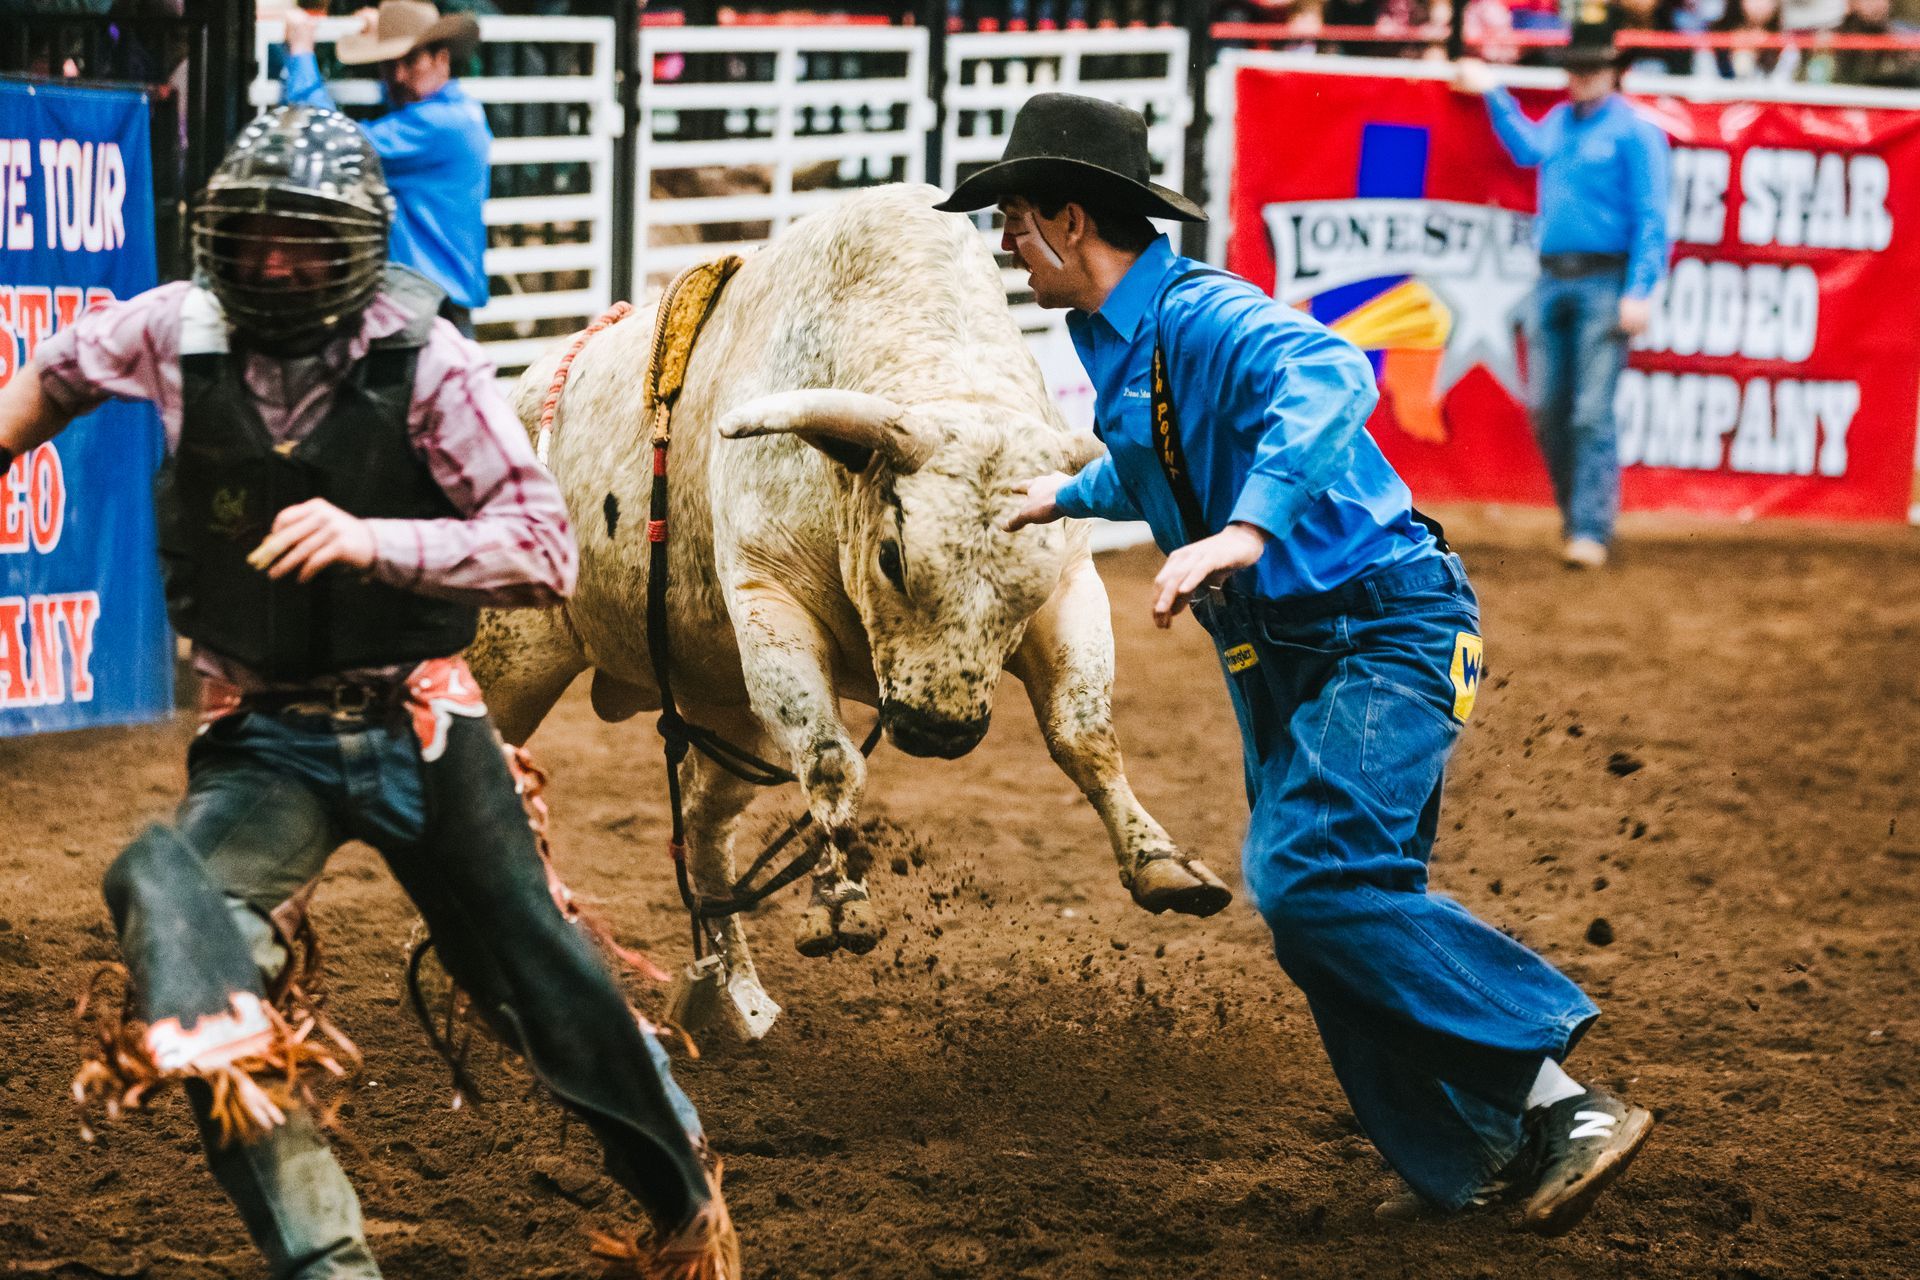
top-left (154, 266), bottom-right (478, 681)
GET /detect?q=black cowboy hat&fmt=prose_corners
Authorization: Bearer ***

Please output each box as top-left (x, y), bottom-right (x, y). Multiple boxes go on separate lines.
top-left (934, 92), bottom-right (1206, 224)
top-left (1553, 16), bottom-right (1626, 70)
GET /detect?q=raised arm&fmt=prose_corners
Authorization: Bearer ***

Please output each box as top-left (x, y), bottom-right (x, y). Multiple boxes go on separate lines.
top-left (1453, 60), bottom-right (1547, 169)
top-left (1484, 87), bottom-right (1550, 169)
top-left (278, 11), bottom-right (446, 180)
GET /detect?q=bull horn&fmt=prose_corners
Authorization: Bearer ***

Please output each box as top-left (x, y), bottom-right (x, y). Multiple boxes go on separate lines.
top-left (718, 389), bottom-right (935, 474)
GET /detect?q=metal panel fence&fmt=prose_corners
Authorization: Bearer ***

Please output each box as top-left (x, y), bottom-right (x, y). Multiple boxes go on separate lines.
top-left (636, 22), bottom-right (932, 287)
top-left (251, 13), bottom-right (619, 375)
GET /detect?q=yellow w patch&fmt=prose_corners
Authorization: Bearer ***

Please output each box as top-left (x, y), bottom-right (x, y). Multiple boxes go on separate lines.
top-left (1450, 632), bottom-right (1484, 721)
top-left (1225, 643), bottom-right (1259, 673)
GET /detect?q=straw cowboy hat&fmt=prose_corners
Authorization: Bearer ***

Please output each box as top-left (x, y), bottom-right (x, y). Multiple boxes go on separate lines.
top-left (335, 0), bottom-right (481, 67)
top-left (934, 93), bottom-right (1206, 223)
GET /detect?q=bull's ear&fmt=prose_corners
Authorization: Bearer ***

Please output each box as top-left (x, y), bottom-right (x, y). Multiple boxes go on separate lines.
top-left (718, 389), bottom-right (935, 474)
top-left (1061, 430), bottom-right (1105, 474)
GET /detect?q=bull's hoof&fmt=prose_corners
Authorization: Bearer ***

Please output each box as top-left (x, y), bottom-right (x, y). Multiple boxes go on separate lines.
top-left (1128, 853), bottom-right (1233, 918)
top-left (794, 904), bottom-right (840, 958)
top-left (833, 896), bottom-right (883, 955)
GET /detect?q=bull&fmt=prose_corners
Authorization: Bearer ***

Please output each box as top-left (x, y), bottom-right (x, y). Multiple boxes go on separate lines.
top-left (468, 184), bottom-right (1229, 1032)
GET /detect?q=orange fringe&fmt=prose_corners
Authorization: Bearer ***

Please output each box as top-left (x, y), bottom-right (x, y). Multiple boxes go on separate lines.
top-left (71, 963), bottom-right (360, 1148)
top-left (587, 1155), bottom-right (740, 1280)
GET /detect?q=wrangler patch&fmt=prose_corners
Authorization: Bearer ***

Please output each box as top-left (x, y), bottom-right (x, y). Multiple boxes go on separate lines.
top-left (1450, 632), bottom-right (1484, 721)
top-left (1225, 643), bottom-right (1259, 673)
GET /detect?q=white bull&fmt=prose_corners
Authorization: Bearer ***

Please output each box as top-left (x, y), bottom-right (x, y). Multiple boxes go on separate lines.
top-left (468, 184), bottom-right (1229, 1024)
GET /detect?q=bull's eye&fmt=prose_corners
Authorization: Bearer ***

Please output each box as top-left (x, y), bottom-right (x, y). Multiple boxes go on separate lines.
top-left (878, 540), bottom-right (906, 592)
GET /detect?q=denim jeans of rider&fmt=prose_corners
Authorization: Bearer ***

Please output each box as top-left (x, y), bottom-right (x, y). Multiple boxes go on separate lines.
top-left (1526, 269), bottom-right (1629, 545)
top-left (1194, 554), bottom-right (1599, 1209)
top-left (146, 710), bottom-right (703, 1280)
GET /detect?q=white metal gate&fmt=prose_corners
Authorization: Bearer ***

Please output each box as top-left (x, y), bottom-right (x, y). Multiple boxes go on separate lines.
top-left (635, 24), bottom-right (932, 287)
top-left (251, 14), bottom-right (618, 375)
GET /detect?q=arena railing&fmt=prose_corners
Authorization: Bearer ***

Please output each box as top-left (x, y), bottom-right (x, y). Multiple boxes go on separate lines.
top-left (1210, 21), bottom-right (1920, 61)
top-left (635, 21), bottom-right (933, 287)
top-left (252, 13), bottom-right (620, 378)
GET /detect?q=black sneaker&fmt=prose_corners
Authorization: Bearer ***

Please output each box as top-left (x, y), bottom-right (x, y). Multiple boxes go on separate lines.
top-left (1520, 1088), bottom-right (1654, 1236)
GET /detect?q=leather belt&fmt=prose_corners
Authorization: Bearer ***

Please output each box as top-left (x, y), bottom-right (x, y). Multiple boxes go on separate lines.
top-left (243, 681), bottom-right (401, 723)
top-left (1539, 252), bottom-right (1628, 279)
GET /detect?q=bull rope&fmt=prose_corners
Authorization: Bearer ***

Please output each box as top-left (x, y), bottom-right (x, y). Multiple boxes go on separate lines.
top-left (537, 265), bottom-right (881, 964)
top-left (534, 300), bottom-right (633, 466)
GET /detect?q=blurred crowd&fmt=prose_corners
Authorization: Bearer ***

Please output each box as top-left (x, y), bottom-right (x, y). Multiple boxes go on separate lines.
top-left (1216, 0), bottom-right (1920, 86)
top-left (13, 0), bottom-right (1920, 96)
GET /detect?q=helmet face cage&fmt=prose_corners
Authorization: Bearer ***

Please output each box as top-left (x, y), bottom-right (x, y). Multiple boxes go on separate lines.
top-left (192, 107), bottom-right (395, 353)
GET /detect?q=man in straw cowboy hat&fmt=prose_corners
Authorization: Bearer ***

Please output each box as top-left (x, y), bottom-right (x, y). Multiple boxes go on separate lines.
top-left (282, 1), bottom-right (492, 336)
top-left (1455, 15), bottom-right (1672, 569)
top-left (971, 92), bottom-right (1653, 1233)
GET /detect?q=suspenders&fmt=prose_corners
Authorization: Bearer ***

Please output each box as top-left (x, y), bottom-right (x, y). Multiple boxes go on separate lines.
top-left (1149, 342), bottom-right (1210, 546)
top-left (1147, 267), bottom-right (1451, 556)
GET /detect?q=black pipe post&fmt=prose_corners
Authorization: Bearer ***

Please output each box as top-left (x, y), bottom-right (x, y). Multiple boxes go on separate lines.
top-left (920, 0), bottom-right (949, 192)
top-left (610, 0), bottom-right (640, 303)
top-left (1448, 0), bottom-right (1468, 60)
top-left (1180, 0), bottom-right (1211, 259)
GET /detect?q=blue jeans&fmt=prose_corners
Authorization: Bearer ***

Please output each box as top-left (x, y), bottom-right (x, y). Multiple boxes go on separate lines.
top-left (1526, 270), bottom-right (1629, 544)
top-left (1194, 553), bottom-right (1598, 1210)
top-left (152, 709), bottom-right (704, 1279)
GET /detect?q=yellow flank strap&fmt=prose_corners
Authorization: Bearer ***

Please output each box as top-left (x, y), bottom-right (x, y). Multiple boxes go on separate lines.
top-left (646, 255), bottom-right (745, 446)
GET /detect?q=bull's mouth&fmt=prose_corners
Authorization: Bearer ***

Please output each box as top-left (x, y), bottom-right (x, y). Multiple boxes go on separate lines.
top-left (878, 701), bottom-right (989, 760)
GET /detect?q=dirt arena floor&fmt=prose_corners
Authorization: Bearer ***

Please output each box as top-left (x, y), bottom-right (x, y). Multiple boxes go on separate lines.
top-left (3, 507), bottom-right (1917, 1280)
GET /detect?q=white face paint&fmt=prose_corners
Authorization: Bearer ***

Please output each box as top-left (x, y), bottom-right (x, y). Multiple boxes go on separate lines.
top-left (1003, 207), bottom-right (1065, 270)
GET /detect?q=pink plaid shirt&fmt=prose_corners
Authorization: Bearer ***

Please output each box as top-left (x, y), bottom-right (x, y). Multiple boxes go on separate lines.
top-left (34, 281), bottom-right (577, 691)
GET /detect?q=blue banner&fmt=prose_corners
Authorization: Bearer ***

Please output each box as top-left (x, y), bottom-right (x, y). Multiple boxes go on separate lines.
top-left (0, 82), bottom-right (170, 735)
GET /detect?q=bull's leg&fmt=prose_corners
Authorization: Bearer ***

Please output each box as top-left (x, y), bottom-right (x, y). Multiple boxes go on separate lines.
top-left (678, 703), bottom-right (781, 1038)
top-left (467, 606), bottom-right (590, 746)
top-left (1009, 555), bottom-right (1233, 917)
top-left (728, 589), bottom-right (877, 958)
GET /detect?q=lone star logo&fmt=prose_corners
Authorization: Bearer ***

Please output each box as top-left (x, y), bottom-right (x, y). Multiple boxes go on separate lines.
top-left (1260, 123), bottom-right (1536, 443)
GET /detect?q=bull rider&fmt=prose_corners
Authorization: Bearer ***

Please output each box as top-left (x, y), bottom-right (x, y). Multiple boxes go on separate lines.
top-left (960, 93), bottom-right (1654, 1233)
top-left (0, 106), bottom-right (735, 1279)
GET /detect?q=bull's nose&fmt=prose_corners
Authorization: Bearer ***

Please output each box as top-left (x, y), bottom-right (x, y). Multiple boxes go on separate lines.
top-left (879, 701), bottom-right (989, 760)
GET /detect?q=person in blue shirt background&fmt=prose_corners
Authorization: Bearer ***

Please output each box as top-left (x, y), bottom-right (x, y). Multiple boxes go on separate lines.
top-left (282, 1), bottom-right (493, 337)
top-left (952, 92), bottom-right (1654, 1234)
top-left (1457, 17), bottom-right (1672, 569)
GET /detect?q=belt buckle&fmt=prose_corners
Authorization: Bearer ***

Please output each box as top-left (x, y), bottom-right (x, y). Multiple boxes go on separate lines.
top-left (329, 683), bottom-right (376, 720)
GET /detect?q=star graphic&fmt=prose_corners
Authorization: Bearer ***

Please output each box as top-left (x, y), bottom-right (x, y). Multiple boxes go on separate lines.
top-left (1424, 233), bottom-right (1536, 405)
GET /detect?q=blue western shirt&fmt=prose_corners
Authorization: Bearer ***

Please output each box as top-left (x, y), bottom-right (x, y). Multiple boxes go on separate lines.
top-left (284, 53), bottom-right (493, 310)
top-left (1053, 237), bottom-right (1437, 602)
top-left (1484, 89), bottom-right (1672, 298)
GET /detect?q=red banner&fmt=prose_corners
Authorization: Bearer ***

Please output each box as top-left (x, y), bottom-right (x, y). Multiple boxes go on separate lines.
top-left (1227, 66), bottom-right (1920, 521)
